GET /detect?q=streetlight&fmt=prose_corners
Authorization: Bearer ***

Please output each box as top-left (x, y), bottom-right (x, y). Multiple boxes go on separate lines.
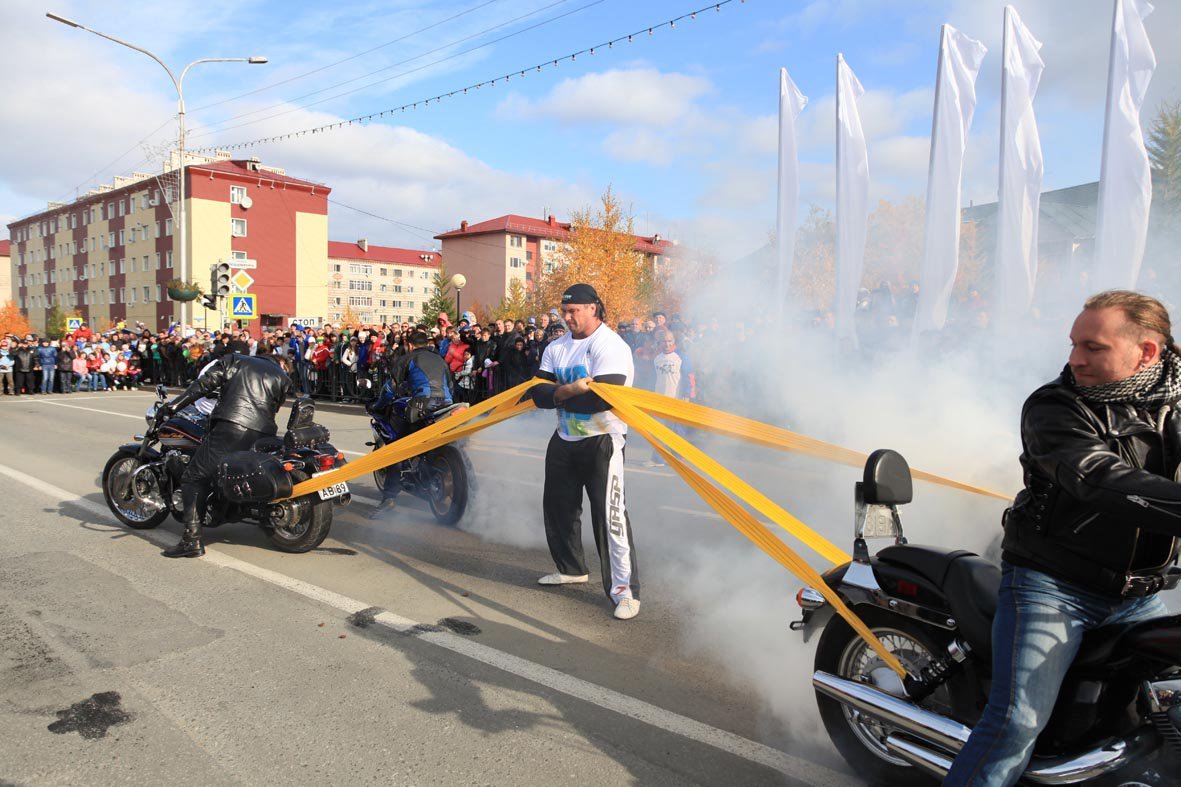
top-left (451, 273), bottom-right (466, 323)
top-left (46, 12), bottom-right (265, 334)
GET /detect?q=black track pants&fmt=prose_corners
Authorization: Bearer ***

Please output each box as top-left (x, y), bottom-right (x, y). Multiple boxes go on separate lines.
top-left (542, 432), bottom-right (639, 601)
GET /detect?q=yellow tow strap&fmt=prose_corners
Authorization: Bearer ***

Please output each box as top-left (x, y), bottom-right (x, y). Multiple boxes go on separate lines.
top-left (289, 379), bottom-right (1013, 680)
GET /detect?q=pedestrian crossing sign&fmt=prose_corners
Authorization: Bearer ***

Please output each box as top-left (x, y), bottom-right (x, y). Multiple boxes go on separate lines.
top-left (230, 294), bottom-right (257, 320)
top-left (66, 318), bottom-right (83, 332)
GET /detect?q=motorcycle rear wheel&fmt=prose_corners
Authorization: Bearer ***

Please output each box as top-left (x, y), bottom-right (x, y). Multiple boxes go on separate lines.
top-left (102, 451), bottom-right (169, 530)
top-left (267, 474), bottom-right (333, 553)
top-left (425, 445), bottom-right (468, 526)
top-left (814, 607), bottom-right (978, 786)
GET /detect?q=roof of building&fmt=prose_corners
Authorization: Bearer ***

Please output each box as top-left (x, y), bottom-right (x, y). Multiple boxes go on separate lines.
top-left (962, 181), bottom-right (1101, 243)
top-left (192, 160), bottom-right (329, 191)
top-left (434, 213), bottom-right (674, 254)
top-left (328, 240), bottom-right (441, 266)
top-left (0, 240), bottom-right (9, 257)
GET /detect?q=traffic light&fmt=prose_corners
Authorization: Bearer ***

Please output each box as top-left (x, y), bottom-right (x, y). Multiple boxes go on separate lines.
top-left (211, 261), bottom-right (231, 300)
top-left (201, 293), bottom-right (218, 311)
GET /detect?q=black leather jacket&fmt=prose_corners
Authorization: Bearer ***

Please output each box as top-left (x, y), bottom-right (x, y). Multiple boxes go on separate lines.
top-left (170, 354), bottom-right (292, 435)
top-left (1001, 370), bottom-right (1181, 596)
top-left (11, 347), bottom-right (35, 373)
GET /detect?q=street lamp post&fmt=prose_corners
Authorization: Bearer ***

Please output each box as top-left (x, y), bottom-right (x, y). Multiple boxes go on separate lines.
top-left (46, 12), bottom-right (265, 333)
top-left (451, 273), bottom-right (466, 323)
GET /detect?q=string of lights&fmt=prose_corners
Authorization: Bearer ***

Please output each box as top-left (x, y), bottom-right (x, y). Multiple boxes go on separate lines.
top-left (194, 0), bottom-right (743, 154)
top-left (190, 0), bottom-right (592, 134)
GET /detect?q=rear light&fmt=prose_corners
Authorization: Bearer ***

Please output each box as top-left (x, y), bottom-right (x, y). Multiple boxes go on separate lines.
top-left (283, 462), bottom-right (295, 473)
top-left (316, 454), bottom-right (336, 471)
top-left (796, 587), bottom-right (827, 610)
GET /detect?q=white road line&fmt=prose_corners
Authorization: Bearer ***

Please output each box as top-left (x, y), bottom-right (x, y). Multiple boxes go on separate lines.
top-left (32, 400), bottom-right (144, 419)
top-left (0, 461), bottom-right (843, 786)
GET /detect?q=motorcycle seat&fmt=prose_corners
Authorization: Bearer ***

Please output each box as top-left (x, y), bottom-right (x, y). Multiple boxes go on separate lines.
top-left (877, 544), bottom-right (977, 587)
top-left (943, 556), bottom-right (1001, 659)
top-left (1073, 613), bottom-right (1181, 669)
top-left (252, 436), bottom-right (285, 454)
top-left (431, 403), bottom-right (468, 419)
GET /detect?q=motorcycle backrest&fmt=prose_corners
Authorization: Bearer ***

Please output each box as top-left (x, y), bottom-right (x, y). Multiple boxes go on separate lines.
top-left (862, 449), bottom-right (913, 506)
top-left (287, 395), bottom-right (316, 431)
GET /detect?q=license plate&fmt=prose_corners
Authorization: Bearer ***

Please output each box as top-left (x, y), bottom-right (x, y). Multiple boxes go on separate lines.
top-left (313, 472), bottom-right (349, 501)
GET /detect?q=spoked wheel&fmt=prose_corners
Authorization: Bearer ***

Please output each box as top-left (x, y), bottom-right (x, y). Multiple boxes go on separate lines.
top-left (102, 451), bottom-right (169, 529)
top-left (424, 445), bottom-right (468, 526)
top-left (815, 608), bottom-right (978, 786)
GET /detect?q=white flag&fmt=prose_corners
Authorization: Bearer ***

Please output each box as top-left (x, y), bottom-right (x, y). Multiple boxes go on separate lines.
top-left (835, 55), bottom-right (869, 345)
top-left (996, 6), bottom-right (1045, 327)
top-left (1093, 0), bottom-right (1156, 291)
top-left (776, 68), bottom-right (808, 311)
top-left (913, 25), bottom-right (987, 337)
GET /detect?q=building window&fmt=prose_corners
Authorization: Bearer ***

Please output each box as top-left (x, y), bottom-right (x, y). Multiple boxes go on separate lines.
top-left (154, 252), bottom-right (161, 269)
top-left (165, 219), bottom-right (173, 236)
top-left (349, 263), bottom-right (372, 275)
top-left (118, 199), bottom-right (125, 216)
top-left (155, 284), bottom-right (161, 301)
top-left (230, 185), bottom-right (247, 204)
top-left (422, 271), bottom-right (429, 279)
top-left (129, 257), bottom-right (136, 273)
top-left (119, 259), bottom-right (125, 274)
top-left (155, 221), bottom-right (161, 238)
top-left (108, 232), bottom-right (115, 247)
top-left (510, 257), bottom-right (524, 268)
top-left (129, 287), bottom-right (136, 304)
top-left (392, 268), bottom-right (402, 277)
top-left (231, 218), bottom-right (247, 237)
top-left (393, 285), bottom-right (402, 293)
top-left (166, 251), bottom-right (173, 269)
top-left (510, 235), bottom-right (523, 248)
top-left (143, 286), bottom-right (151, 302)
top-left (107, 202), bottom-right (114, 218)
top-left (392, 300), bottom-right (403, 309)
top-left (231, 250), bottom-right (248, 261)
top-left (332, 264), bottom-right (341, 272)
top-left (141, 194), bottom-right (149, 210)
top-left (349, 280), bottom-right (372, 291)
top-left (348, 296), bottom-right (372, 307)
top-left (117, 288), bottom-right (124, 303)
top-left (118, 229), bottom-right (125, 246)
top-left (144, 255), bottom-right (150, 271)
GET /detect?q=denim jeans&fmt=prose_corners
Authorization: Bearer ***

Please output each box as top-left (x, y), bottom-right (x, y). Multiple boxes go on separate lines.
top-left (40, 366), bottom-right (55, 393)
top-left (944, 562), bottom-right (1168, 786)
top-left (89, 372), bottom-right (106, 391)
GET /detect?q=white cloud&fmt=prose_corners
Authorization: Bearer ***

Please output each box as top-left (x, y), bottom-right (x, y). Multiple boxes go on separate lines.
top-left (497, 67), bottom-right (713, 127)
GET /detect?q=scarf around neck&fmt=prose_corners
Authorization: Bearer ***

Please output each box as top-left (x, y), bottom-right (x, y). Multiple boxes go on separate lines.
top-left (1069, 350), bottom-right (1181, 406)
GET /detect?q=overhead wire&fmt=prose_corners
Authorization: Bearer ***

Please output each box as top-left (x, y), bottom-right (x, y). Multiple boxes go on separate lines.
top-left (190, 0), bottom-right (592, 137)
top-left (192, 0), bottom-right (741, 152)
top-left (191, 0), bottom-right (506, 113)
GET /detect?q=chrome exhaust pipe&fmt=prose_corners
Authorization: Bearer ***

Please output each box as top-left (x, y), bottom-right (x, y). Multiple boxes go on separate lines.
top-left (814, 671), bottom-right (1141, 784)
top-left (885, 734), bottom-right (952, 778)
top-left (812, 671), bottom-right (970, 753)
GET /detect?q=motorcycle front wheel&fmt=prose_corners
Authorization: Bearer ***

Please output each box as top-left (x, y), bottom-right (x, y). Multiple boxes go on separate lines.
top-left (814, 607), bottom-right (979, 786)
top-left (102, 451), bottom-right (170, 530)
top-left (424, 445), bottom-right (468, 526)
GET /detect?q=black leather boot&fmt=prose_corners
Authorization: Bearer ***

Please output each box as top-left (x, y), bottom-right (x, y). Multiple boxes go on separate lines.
top-left (165, 483), bottom-right (206, 558)
top-left (162, 521), bottom-right (204, 558)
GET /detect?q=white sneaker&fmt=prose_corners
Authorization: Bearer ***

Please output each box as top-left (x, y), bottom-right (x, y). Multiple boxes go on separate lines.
top-left (613, 598), bottom-right (641, 620)
top-left (537, 572), bottom-right (589, 586)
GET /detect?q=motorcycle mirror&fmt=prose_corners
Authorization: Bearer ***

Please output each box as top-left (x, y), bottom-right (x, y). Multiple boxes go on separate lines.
top-left (156, 383), bottom-right (167, 399)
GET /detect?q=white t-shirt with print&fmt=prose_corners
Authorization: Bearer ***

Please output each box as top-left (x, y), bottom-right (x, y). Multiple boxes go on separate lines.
top-left (539, 322), bottom-right (634, 441)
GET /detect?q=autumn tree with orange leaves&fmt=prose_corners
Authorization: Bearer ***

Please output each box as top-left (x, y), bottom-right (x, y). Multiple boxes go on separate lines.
top-left (0, 301), bottom-right (31, 338)
top-left (531, 187), bottom-right (662, 322)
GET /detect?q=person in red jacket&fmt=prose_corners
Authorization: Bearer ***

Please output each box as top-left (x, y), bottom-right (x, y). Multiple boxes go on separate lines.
top-left (443, 329), bottom-right (468, 374)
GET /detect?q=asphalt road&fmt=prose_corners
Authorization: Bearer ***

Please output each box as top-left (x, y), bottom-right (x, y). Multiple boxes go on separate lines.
top-left (0, 388), bottom-right (1010, 785)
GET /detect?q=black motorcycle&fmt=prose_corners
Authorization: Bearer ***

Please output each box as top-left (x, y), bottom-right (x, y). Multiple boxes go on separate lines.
top-left (794, 449), bottom-right (1181, 785)
top-left (101, 384), bottom-right (350, 553)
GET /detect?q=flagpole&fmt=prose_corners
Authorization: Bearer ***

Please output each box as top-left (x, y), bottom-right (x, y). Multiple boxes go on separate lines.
top-left (1095, 0), bottom-right (1121, 283)
top-left (776, 69), bottom-right (787, 322)
top-left (996, 7), bottom-right (1011, 314)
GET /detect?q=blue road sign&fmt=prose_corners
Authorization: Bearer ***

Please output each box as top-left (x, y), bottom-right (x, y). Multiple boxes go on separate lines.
top-left (230, 294), bottom-right (257, 320)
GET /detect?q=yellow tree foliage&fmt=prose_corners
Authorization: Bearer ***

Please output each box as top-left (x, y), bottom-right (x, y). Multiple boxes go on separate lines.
top-left (0, 301), bottom-right (31, 337)
top-left (496, 279), bottom-right (530, 322)
top-left (790, 206), bottom-right (837, 310)
top-left (864, 196), bottom-right (925, 289)
top-left (955, 219), bottom-right (987, 298)
top-left (532, 187), bottom-right (652, 321)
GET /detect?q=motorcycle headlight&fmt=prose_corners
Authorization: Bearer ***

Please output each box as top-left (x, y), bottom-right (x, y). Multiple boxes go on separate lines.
top-left (146, 403), bottom-right (159, 426)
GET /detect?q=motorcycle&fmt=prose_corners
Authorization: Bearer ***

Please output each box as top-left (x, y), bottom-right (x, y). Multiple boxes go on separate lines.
top-left (794, 448), bottom-right (1181, 785)
top-left (362, 385), bottom-right (472, 526)
top-left (101, 384), bottom-right (351, 553)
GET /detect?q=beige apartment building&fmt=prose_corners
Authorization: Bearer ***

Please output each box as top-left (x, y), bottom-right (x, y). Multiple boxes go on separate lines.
top-left (327, 240), bottom-right (441, 326)
top-left (7, 154), bottom-right (329, 336)
top-left (434, 214), bottom-right (674, 316)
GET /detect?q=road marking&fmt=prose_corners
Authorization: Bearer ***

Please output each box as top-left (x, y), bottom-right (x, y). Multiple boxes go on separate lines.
top-left (32, 400), bottom-right (144, 419)
top-left (0, 461), bottom-right (844, 786)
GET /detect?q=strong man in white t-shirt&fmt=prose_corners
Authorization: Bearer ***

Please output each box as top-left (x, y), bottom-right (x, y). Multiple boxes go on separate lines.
top-left (530, 284), bottom-right (641, 620)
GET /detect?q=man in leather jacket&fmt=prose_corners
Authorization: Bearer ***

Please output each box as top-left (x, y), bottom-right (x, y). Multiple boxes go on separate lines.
top-left (946, 290), bottom-right (1181, 786)
top-left (365, 330), bottom-right (454, 518)
top-left (156, 353), bottom-right (293, 558)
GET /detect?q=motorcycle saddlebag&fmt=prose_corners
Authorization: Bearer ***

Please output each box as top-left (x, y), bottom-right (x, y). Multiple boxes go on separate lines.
top-left (218, 452), bottom-right (293, 503)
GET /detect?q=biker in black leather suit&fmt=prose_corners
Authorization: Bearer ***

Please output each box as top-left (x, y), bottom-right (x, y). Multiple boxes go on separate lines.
top-left (157, 353), bottom-right (293, 557)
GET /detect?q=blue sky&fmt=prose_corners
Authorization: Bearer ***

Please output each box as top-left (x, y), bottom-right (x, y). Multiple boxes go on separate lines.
top-left (2, 0), bottom-right (1178, 256)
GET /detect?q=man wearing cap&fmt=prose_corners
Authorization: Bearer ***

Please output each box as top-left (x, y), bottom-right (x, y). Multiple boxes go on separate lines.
top-left (530, 283), bottom-right (641, 620)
